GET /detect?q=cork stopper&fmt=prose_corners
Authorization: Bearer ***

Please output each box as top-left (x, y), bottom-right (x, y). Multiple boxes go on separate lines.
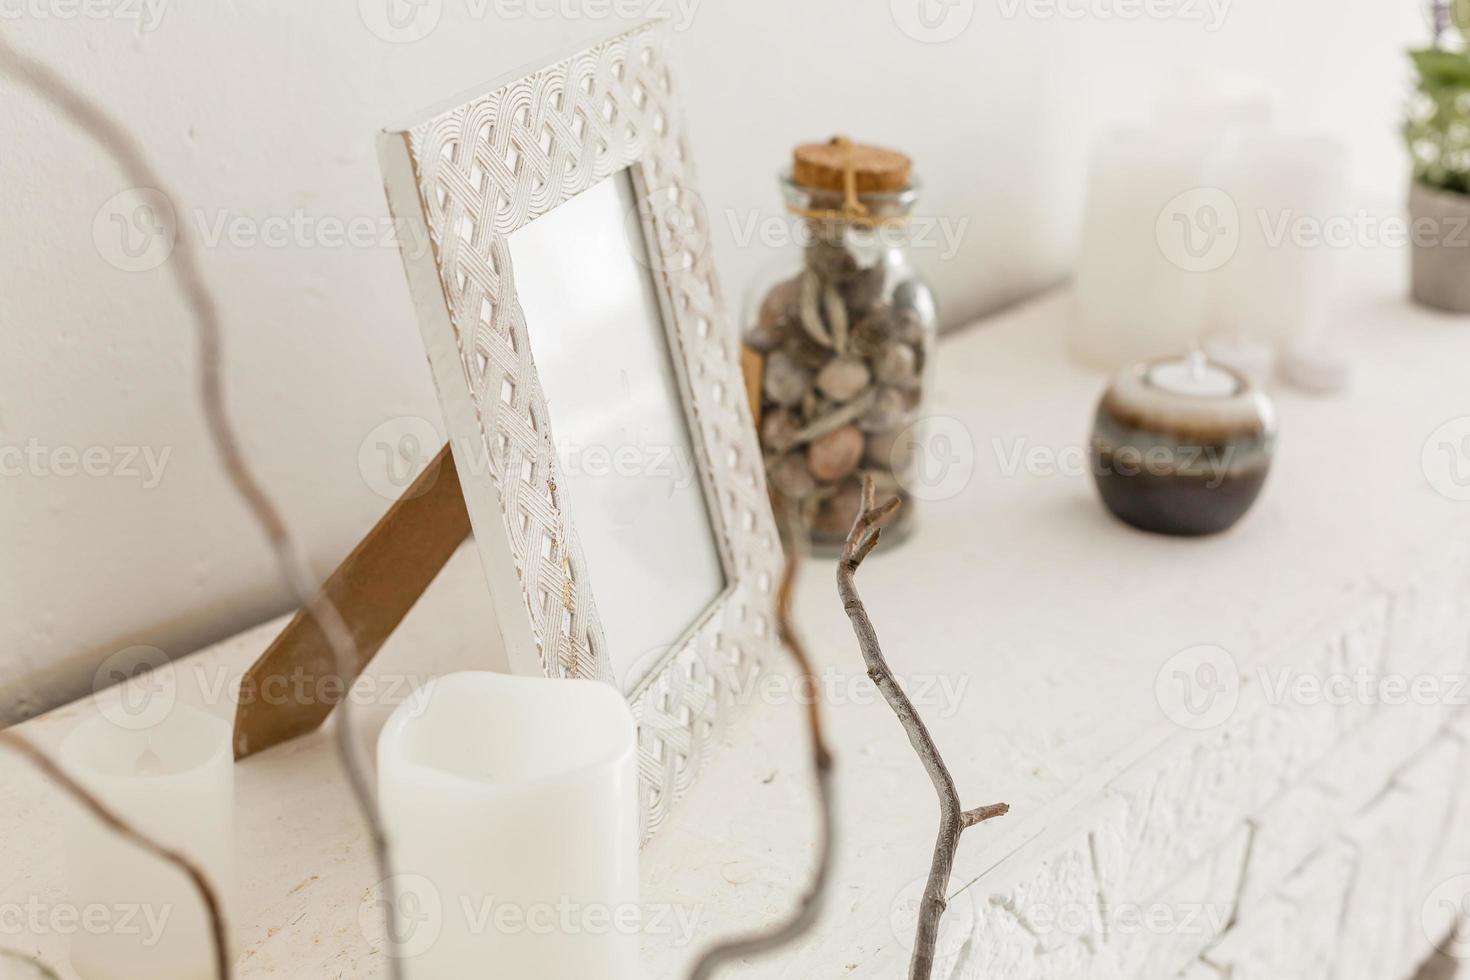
top-left (792, 138), bottom-right (912, 195)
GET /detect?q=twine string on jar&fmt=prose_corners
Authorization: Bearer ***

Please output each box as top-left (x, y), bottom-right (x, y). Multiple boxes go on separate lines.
top-left (785, 135), bottom-right (910, 227)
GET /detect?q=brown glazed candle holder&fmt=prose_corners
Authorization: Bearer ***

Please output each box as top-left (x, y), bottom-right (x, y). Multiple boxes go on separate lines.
top-left (1090, 353), bottom-right (1277, 537)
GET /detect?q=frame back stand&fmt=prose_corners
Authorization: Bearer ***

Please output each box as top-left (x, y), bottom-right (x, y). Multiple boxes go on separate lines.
top-left (231, 444), bottom-right (471, 760)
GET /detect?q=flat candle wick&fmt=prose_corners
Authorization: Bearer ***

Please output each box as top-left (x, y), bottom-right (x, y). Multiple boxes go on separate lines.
top-left (134, 747), bottom-right (165, 777)
top-left (1185, 350), bottom-right (1208, 381)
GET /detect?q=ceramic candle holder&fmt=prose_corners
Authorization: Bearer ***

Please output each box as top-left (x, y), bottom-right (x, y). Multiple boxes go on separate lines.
top-left (58, 703), bottom-right (235, 980)
top-left (376, 671), bottom-right (640, 979)
top-left (1090, 353), bottom-right (1277, 536)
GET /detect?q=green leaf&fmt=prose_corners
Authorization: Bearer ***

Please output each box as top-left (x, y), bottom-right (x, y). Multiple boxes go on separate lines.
top-left (1410, 48), bottom-right (1470, 87)
top-left (1454, 0), bottom-right (1470, 41)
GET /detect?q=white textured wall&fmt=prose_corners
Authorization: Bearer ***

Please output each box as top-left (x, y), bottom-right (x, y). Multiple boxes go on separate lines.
top-left (0, 0), bottom-right (1424, 720)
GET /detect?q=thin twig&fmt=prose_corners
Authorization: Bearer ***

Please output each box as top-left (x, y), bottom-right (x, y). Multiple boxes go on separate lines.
top-left (0, 947), bottom-right (61, 980)
top-left (0, 731), bottom-right (230, 979)
top-left (0, 39), bottom-right (400, 980)
top-left (686, 509), bottom-right (836, 979)
top-left (836, 475), bottom-right (1008, 980)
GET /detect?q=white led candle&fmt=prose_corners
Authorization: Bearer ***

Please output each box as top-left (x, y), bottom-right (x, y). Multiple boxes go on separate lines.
top-left (1072, 127), bottom-right (1224, 369)
top-left (1154, 69), bottom-right (1276, 134)
top-left (1215, 135), bottom-right (1347, 350)
top-left (58, 703), bottom-right (234, 980)
top-left (376, 672), bottom-right (639, 979)
top-left (1203, 334), bottom-right (1275, 389)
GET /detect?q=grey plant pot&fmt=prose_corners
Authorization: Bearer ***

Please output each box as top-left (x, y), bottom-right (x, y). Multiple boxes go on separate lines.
top-left (1410, 181), bottom-right (1470, 313)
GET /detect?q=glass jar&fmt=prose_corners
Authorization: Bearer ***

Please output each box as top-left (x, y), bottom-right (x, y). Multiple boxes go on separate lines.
top-left (743, 149), bottom-right (937, 551)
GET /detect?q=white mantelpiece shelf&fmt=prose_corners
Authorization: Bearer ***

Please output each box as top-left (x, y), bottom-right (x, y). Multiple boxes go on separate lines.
top-left (4, 244), bottom-right (1469, 979)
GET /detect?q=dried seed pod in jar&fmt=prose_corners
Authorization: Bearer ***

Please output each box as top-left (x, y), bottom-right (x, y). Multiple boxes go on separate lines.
top-left (762, 350), bottom-right (811, 408)
top-left (782, 331), bottom-right (832, 371)
top-left (748, 276), bottom-right (801, 352)
top-left (838, 262), bottom-right (887, 314)
top-left (811, 478), bottom-right (866, 540)
top-left (816, 357), bottom-right (872, 402)
top-left (807, 425), bottom-right (866, 483)
top-left (769, 452), bottom-right (818, 501)
top-left (849, 309), bottom-right (895, 359)
top-left (859, 387), bottom-right (910, 434)
top-left (805, 239), bottom-right (860, 282)
top-left (760, 408), bottom-right (802, 452)
top-left (873, 342), bottom-right (919, 389)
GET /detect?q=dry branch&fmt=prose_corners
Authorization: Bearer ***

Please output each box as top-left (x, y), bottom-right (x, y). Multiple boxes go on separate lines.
top-left (0, 732), bottom-right (231, 980)
top-left (686, 513), bottom-right (836, 980)
top-left (0, 40), bottom-right (399, 980)
top-left (837, 476), bottom-right (1008, 980)
top-left (0, 946), bottom-right (61, 979)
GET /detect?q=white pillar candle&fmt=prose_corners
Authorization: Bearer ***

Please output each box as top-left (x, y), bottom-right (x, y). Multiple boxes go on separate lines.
top-left (1203, 334), bottom-right (1275, 390)
top-left (58, 703), bottom-right (234, 980)
top-left (1215, 135), bottom-right (1348, 349)
top-left (1154, 69), bottom-right (1276, 134)
top-left (376, 671), bottom-right (639, 979)
top-left (1072, 127), bottom-right (1224, 369)
top-left (1280, 336), bottom-right (1352, 395)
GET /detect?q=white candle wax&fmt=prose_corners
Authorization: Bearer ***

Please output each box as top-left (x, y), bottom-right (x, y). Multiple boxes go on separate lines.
top-left (1280, 336), bottom-right (1352, 395)
top-left (1072, 127), bottom-right (1222, 369)
top-left (1216, 135), bottom-right (1347, 348)
top-left (1146, 353), bottom-right (1239, 398)
top-left (59, 703), bottom-right (234, 980)
top-left (376, 672), bottom-right (639, 979)
top-left (1203, 334), bottom-right (1275, 389)
top-left (1154, 70), bottom-right (1276, 134)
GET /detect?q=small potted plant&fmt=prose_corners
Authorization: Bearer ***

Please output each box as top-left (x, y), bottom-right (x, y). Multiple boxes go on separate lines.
top-left (1407, 1), bottom-right (1470, 311)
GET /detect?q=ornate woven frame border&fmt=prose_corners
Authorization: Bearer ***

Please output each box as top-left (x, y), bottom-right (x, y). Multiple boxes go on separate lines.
top-left (379, 21), bottom-right (783, 838)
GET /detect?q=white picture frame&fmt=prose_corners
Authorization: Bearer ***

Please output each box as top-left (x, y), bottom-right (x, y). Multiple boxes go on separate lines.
top-left (378, 21), bottom-right (783, 837)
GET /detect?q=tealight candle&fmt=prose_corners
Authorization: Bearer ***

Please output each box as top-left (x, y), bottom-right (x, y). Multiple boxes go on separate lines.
top-left (376, 672), bottom-right (639, 979)
top-left (58, 703), bottom-right (235, 980)
top-left (1090, 353), bottom-right (1277, 536)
